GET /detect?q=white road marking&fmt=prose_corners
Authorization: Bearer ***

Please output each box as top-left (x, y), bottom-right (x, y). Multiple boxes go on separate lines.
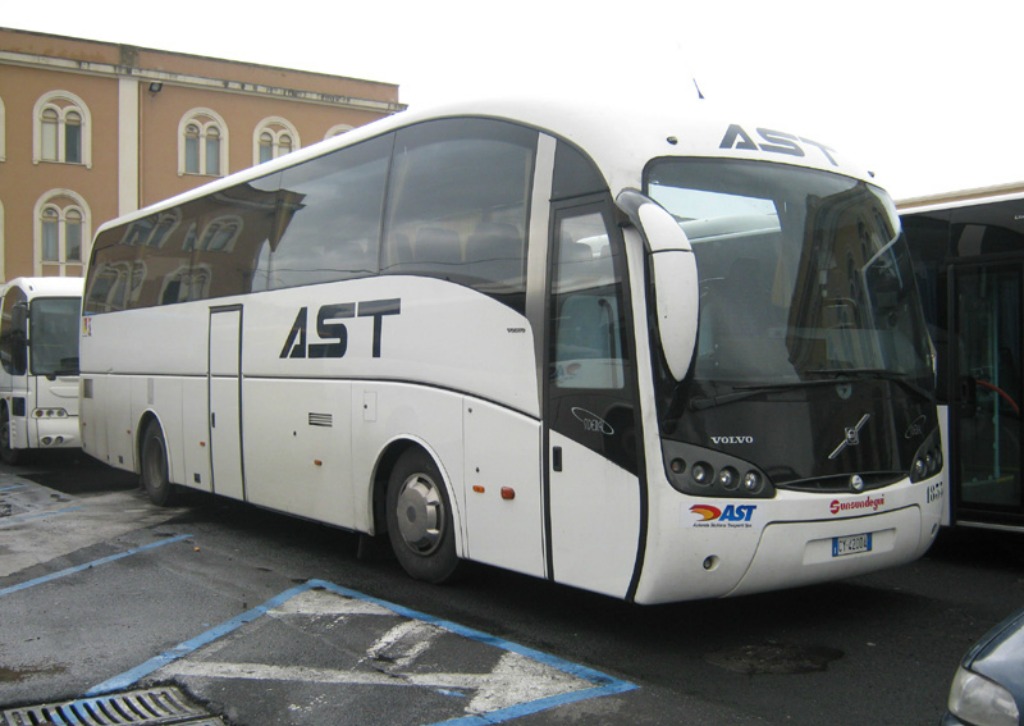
top-left (161, 651), bottom-right (588, 703)
top-left (269, 588), bottom-right (392, 617)
top-left (364, 619), bottom-right (440, 668)
top-left (139, 584), bottom-right (625, 722)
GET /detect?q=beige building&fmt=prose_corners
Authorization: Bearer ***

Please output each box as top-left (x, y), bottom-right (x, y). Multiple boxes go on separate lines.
top-left (898, 180), bottom-right (1024, 212)
top-left (0, 27), bottom-right (404, 281)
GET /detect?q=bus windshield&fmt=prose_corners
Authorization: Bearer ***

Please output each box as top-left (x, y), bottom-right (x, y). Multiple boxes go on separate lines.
top-left (646, 159), bottom-right (934, 392)
top-left (30, 297), bottom-right (80, 377)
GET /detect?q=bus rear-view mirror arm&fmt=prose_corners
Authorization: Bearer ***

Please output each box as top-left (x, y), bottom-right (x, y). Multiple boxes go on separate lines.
top-left (616, 189), bottom-right (698, 381)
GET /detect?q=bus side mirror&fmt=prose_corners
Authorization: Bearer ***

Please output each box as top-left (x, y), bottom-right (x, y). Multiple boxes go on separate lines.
top-left (11, 302), bottom-right (27, 332)
top-left (10, 302), bottom-right (28, 376)
top-left (637, 204), bottom-right (698, 382)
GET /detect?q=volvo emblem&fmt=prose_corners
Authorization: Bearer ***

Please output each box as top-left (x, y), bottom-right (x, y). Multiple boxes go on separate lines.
top-left (850, 474), bottom-right (866, 493)
top-left (828, 414), bottom-right (871, 460)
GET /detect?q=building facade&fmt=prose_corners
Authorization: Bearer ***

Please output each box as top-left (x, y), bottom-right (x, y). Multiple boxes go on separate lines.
top-left (0, 27), bottom-right (404, 281)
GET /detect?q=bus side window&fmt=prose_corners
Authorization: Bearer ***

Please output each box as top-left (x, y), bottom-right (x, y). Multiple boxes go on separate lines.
top-left (258, 135), bottom-right (392, 291)
top-left (382, 118), bottom-right (536, 313)
top-left (551, 212), bottom-right (624, 390)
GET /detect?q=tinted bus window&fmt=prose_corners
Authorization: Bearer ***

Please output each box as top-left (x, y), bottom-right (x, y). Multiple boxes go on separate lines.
top-left (383, 118), bottom-right (536, 311)
top-left (252, 135), bottom-right (392, 291)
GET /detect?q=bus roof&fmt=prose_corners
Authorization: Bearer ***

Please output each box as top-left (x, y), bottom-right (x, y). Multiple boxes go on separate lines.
top-left (96, 96), bottom-right (877, 236)
top-left (1, 276), bottom-right (83, 300)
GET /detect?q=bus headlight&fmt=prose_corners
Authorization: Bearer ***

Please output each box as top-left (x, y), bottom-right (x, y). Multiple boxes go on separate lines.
top-left (910, 429), bottom-right (943, 483)
top-left (717, 467), bottom-right (739, 491)
top-left (742, 471), bottom-right (764, 495)
top-left (32, 408), bottom-right (69, 418)
top-left (663, 440), bottom-right (775, 499)
top-left (691, 462), bottom-right (712, 486)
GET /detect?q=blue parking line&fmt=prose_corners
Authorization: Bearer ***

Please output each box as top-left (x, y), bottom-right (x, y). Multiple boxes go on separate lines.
top-left (86, 577), bottom-right (637, 722)
top-left (0, 484), bottom-right (27, 492)
top-left (308, 580), bottom-right (637, 725)
top-left (0, 534), bottom-right (193, 598)
top-left (86, 580), bottom-right (312, 696)
top-left (0, 504), bottom-right (84, 527)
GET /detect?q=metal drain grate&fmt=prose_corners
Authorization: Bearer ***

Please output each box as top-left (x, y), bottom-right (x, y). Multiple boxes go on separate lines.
top-left (1, 685), bottom-right (224, 725)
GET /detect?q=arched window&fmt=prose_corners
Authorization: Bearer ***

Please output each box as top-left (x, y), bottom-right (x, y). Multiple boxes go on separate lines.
top-left (185, 123), bottom-right (201, 173)
top-left (198, 216), bottom-right (242, 252)
top-left (324, 123), bottom-right (354, 140)
top-left (120, 209), bottom-right (181, 249)
top-left (178, 109), bottom-right (228, 177)
top-left (253, 117), bottom-right (300, 165)
top-left (33, 91), bottom-right (92, 167)
top-left (34, 191), bottom-right (90, 276)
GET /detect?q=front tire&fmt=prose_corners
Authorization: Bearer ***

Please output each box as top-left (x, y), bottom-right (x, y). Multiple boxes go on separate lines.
top-left (140, 421), bottom-right (175, 506)
top-left (386, 448), bottom-right (462, 583)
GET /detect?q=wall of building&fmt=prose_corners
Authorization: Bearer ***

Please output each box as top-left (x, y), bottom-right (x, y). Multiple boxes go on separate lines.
top-left (0, 27), bottom-right (404, 281)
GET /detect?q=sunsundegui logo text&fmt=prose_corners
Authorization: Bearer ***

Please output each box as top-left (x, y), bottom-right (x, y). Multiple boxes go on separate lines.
top-left (829, 495), bottom-right (885, 516)
top-left (690, 504), bottom-right (757, 529)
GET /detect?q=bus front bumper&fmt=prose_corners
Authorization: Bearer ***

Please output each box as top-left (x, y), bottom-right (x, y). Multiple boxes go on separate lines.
top-left (29, 416), bottom-right (80, 449)
top-left (726, 505), bottom-right (927, 597)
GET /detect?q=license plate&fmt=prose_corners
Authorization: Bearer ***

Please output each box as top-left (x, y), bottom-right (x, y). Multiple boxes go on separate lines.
top-left (832, 532), bottom-right (873, 557)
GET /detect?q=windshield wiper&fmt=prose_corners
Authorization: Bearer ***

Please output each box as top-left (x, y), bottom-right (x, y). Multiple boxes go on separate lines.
top-left (689, 379), bottom-right (840, 410)
top-left (689, 369), bottom-right (932, 411)
top-left (807, 368), bottom-right (934, 400)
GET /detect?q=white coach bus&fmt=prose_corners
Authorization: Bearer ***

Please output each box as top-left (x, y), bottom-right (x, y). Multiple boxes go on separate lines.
top-left (0, 276), bottom-right (83, 464)
top-left (80, 98), bottom-right (944, 604)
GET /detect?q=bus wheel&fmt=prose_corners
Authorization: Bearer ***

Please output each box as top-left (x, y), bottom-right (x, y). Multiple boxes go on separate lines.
top-left (386, 449), bottom-right (461, 584)
top-left (0, 408), bottom-right (20, 465)
top-left (140, 421), bottom-right (175, 506)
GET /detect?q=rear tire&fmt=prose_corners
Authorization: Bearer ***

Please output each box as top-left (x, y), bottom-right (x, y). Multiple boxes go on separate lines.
top-left (386, 448), bottom-right (462, 583)
top-left (140, 421), bottom-right (175, 506)
top-left (0, 408), bottom-right (21, 466)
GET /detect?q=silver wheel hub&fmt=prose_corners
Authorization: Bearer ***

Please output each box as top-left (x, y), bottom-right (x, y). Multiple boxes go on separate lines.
top-left (395, 473), bottom-right (444, 555)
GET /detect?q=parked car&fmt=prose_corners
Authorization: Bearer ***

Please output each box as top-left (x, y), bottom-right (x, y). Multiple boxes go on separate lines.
top-left (943, 607), bottom-right (1024, 725)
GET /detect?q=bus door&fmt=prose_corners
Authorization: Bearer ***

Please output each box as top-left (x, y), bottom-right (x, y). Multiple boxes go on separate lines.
top-left (951, 263), bottom-right (1024, 525)
top-left (544, 201), bottom-right (645, 599)
top-left (208, 306), bottom-right (245, 500)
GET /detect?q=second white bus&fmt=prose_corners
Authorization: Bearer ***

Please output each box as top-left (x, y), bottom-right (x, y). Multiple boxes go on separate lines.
top-left (80, 98), bottom-right (944, 603)
top-left (0, 276), bottom-right (83, 464)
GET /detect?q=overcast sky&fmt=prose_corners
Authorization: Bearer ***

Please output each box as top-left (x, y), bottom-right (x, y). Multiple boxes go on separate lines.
top-left (5, 0), bottom-right (1022, 200)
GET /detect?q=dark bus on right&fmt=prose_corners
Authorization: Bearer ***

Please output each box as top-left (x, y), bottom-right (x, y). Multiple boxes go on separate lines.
top-left (901, 184), bottom-right (1024, 531)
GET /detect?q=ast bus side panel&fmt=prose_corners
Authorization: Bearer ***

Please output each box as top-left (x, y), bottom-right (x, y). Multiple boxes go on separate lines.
top-left (80, 378), bottom-right (103, 459)
top-left (463, 398), bottom-right (544, 577)
top-left (243, 378), bottom-right (354, 527)
top-left (209, 308), bottom-right (244, 501)
top-left (132, 376), bottom-right (185, 485)
top-left (181, 375), bottom-right (212, 493)
top-left (102, 376), bottom-right (134, 471)
top-left (547, 431), bottom-right (641, 598)
top-left (351, 382), bottom-right (465, 545)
